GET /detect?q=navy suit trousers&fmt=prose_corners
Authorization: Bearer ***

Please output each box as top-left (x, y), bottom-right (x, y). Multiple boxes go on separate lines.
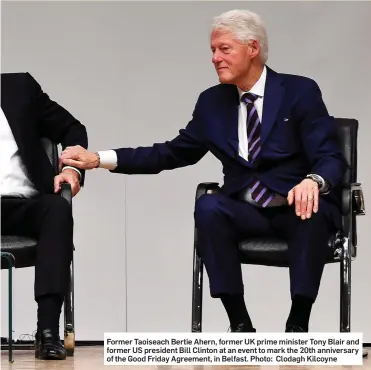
top-left (194, 192), bottom-right (335, 301)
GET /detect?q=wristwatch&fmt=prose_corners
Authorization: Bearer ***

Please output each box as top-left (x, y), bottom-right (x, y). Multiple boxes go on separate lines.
top-left (306, 174), bottom-right (325, 190)
top-left (94, 152), bottom-right (101, 168)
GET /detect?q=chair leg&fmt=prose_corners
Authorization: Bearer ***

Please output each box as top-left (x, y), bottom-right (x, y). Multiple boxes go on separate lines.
top-left (9, 258), bottom-right (13, 363)
top-left (340, 237), bottom-right (351, 332)
top-left (1, 253), bottom-right (15, 363)
top-left (192, 239), bottom-right (203, 332)
top-left (64, 260), bottom-right (75, 356)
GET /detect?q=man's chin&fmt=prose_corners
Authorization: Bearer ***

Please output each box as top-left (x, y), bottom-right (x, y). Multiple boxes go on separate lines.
top-left (219, 76), bottom-right (231, 84)
top-left (217, 74), bottom-right (233, 84)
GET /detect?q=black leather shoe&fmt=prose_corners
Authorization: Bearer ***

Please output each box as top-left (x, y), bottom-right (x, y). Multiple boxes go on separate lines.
top-left (230, 322), bottom-right (256, 332)
top-left (285, 324), bottom-right (307, 332)
top-left (35, 329), bottom-right (67, 360)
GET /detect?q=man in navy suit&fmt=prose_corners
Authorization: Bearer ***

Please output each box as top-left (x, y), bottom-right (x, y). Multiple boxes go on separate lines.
top-left (61, 9), bottom-right (345, 332)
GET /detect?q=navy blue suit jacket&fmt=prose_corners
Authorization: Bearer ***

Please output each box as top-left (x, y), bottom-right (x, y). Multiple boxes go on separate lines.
top-left (111, 66), bottom-right (346, 229)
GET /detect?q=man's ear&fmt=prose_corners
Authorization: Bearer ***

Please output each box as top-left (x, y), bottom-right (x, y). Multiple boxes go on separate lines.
top-left (248, 39), bottom-right (260, 59)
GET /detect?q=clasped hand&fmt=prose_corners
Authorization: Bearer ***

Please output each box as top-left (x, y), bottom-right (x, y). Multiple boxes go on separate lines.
top-left (287, 178), bottom-right (319, 219)
top-left (59, 145), bottom-right (98, 170)
top-left (54, 169), bottom-right (80, 197)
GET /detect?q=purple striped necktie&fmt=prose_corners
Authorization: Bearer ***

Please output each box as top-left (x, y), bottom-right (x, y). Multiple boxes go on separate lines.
top-left (241, 92), bottom-right (274, 207)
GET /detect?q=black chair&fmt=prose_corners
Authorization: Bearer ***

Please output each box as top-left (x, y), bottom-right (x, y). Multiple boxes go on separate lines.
top-left (191, 118), bottom-right (366, 337)
top-left (1, 138), bottom-right (75, 362)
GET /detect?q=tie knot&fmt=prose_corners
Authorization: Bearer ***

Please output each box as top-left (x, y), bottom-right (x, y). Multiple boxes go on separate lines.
top-left (241, 92), bottom-right (258, 104)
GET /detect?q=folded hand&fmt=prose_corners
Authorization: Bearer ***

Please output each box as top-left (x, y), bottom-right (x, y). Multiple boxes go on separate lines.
top-left (59, 145), bottom-right (99, 170)
top-left (287, 178), bottom-right (319, 219)
top-left (54, 169), bottom-right (81, 196)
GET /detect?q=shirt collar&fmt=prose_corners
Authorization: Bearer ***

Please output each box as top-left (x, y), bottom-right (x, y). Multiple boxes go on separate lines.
top-left (237, 65), bottom-right (267, 100)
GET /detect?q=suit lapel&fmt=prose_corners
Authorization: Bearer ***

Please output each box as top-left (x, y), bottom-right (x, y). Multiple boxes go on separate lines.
top-left (0, 74), bottom-right (44, 190)
top-left (260, 67), bottom-right (285, 147)
top-left (220, 86), bottom-right (260, 168)
top-left (219, 85), bottom-right (240, 156)
top-left (1, 74), bottom-right (26, 154)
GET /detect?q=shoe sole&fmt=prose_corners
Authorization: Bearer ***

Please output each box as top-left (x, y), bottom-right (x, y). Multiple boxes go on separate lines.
top-left (35, 349), bottom-right (66, 360)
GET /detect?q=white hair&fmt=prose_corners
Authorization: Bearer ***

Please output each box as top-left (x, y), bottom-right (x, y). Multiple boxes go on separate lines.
top-left (212, 9), bottom-right (269, 64)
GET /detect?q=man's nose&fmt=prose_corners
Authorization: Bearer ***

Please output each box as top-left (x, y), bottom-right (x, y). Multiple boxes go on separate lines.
top-left (212, 51), bottom-right (222, 64)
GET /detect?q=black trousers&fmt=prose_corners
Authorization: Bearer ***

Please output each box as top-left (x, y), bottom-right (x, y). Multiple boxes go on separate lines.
top-left (194, 193), bottom-right (336, 300)
top-left (1, 194), bottom-right (73, 301)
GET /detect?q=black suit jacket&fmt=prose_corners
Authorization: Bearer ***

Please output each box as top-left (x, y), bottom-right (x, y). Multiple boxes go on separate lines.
top-left (1, 72), bottom-right (88, 194)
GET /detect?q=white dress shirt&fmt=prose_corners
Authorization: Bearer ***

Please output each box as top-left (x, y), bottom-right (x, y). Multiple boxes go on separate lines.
top-left (0, 107), bottom-right (80, 198)
top-left (0, 108), bottom-right (39, 197)
top-left (96, 66), bottom-right (326, 190)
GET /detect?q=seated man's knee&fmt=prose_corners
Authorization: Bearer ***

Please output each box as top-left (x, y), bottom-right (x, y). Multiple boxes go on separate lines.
top-left (306, 206), bottom-right (328, 223)
top-left (41, 195), bottom-right (73, 221)
top-left (291, 205), bottom-right (331, 232)
top-left (194, 193), bottom-right (224, 227)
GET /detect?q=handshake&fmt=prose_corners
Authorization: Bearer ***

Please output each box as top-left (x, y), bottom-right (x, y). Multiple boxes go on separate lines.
top-left (59, 145), bottom-right (100, 171)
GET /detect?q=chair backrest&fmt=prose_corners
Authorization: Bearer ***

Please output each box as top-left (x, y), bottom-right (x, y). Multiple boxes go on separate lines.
top-left (41, 138), bottom-right (59, 175)
top-left (335, 118), bottom-right (358, 184)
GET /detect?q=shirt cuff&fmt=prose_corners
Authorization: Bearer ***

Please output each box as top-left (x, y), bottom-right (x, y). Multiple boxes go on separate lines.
top-left (62, 166), bottom-right (81, 179)
top-left (98, 150), bottom-right (117, 170)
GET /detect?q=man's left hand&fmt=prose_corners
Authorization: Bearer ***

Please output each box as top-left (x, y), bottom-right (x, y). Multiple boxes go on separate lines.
top-left (54, 169), bottom-right (81, 197)
top-left (287, 178), bottom-right (319, 220)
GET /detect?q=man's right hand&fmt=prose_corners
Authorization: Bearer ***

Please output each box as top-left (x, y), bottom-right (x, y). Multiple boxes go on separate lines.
top-left (60, 145), bottom-right (99, 170)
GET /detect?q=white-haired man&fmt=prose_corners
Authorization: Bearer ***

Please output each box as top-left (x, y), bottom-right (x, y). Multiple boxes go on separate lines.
top-left (60, 9), bottom-right (345, 332)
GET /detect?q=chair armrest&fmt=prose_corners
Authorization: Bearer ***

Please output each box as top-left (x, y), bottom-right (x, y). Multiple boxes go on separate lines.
top-left (60, 183), bottom-right (72, 206)
top-left (60, 183), bottom-right (75, 252)
top-left (342, 183), bottom-right (364, 259)
top-left (342, 183), bottom-right (365, 216)
top-left (353, 185), bottom-right (365, 215)
top-left (195, 182), bottom-right (220, 201)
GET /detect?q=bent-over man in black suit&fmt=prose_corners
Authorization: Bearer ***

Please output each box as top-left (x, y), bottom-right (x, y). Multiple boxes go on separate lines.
top-left (0, 73), bottom-right (87, 360)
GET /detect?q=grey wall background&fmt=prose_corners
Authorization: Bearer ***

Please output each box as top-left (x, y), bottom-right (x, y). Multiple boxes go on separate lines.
top-left (1, 1), bottom-right (370, 341)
